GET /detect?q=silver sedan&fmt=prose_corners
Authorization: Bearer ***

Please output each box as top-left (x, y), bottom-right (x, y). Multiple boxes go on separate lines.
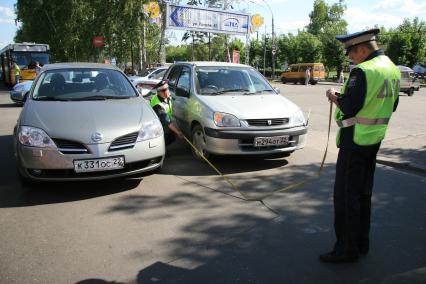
top-left (14, 63), bottom-right (165, 184)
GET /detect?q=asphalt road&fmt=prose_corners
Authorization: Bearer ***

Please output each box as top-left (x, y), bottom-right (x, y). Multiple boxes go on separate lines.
top-left (0, 82), bottom-right (425, 284)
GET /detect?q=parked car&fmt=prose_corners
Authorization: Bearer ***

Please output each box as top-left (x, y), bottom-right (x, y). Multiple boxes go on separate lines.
top-left (14, 63), bottom-right (165, 184)
top-left (398, 65), bottom-right (420, 96)
top-left (280, 63), bottom-right (326, 85)
top-left (128, 67), bottom-right (168, 96)
top-left (163, 61), bottom-right (308, 160)
top-left (413, 62), bottom-right (426, 77)
top-left (10, 80), bottom-right (34, 105)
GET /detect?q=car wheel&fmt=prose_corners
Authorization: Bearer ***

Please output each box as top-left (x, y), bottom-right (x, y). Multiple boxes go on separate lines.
top-left (281, 77), bottom-right (287, 84)
top-left (408, 87), bottom-right (414, 96)
top-left (191, 125), bottom-right (210, 161)
top-left (310, 80), bottom-right (318, 85)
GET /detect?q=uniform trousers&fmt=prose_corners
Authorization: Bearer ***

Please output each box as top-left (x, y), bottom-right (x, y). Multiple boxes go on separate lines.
top-left (333, 144), bottom-right (380, 255)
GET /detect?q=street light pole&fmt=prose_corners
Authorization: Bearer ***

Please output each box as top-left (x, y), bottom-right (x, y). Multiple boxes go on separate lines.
top-left (261, 0), bottom-right (275, 79)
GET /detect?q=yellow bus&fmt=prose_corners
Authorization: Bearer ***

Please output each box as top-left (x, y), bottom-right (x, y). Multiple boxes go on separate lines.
top-left (280, 63), bottom-right (326, 85)
top-left (0, 42), bottom-right (50, 85)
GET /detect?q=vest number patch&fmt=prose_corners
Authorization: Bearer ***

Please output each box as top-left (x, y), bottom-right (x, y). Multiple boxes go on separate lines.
top-left (377, 79), bottom-right (400, 99)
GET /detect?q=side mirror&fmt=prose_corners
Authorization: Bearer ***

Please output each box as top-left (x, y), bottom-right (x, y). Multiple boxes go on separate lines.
top-left (274, 87), bottom-right (281, 94)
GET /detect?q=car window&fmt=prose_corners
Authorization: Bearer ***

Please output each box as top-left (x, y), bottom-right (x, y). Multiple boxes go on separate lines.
top-left (151, 69), bottom-right (167, 80)
top-left (176, 66), bottom-right (191, 96)
top-left (195, 66), bottom-right (273, 95)
top-left (33, 68), bottom-right (138, 100)
top-left (166, 66), bottom-right (182, 87)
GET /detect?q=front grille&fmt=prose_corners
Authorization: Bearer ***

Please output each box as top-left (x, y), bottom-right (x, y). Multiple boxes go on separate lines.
top-left (246, 118), bottom-right (289, 127)
top-left (109, 132), bottom-right (139, 151)
top-left (52, 139), bottom-right (88, 154)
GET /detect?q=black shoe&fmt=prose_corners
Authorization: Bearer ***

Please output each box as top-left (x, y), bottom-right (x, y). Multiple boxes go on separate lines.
top-left (319, 250), bottom-right (359, 263)
top-left (359, 246), bottom-right (369, 256)
top-left (358, 242), bottom-right (369, 256)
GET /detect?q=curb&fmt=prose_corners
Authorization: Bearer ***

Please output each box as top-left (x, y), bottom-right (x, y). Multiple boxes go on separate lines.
top-left (376, 158), bottom-right (426, 175)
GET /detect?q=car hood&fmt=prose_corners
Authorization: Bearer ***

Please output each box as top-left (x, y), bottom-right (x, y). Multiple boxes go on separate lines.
top-left (13, 80), bottom-right (33, 91)
top-left (21, 97), bottom-right (150, 143)
top-left (198, 94), bottom-right (301, 119)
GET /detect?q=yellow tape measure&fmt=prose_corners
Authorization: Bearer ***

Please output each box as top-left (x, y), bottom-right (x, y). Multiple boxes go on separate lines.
top-left (176, 102), bottom-right (333, 201)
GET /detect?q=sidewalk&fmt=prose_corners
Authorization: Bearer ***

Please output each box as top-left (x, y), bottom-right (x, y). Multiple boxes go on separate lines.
top-left (377, 134), bottom-right (426, 175)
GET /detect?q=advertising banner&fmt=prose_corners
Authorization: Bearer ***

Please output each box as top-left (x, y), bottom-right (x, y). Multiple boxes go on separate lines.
top-left (166, 4), bottom-right (250, 35)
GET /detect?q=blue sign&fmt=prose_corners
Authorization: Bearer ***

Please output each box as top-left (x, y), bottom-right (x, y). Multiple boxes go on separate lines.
top-left (166, 4), bottom-right (250, 35)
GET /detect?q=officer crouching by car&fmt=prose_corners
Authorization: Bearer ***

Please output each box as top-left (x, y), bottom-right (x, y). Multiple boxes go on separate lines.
top-left (150, 80), bottom-right (184, 145)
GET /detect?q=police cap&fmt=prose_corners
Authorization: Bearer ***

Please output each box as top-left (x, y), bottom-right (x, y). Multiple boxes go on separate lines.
top-left (336, 28), bottom-right (380, 55)
top-left (155, 80), bottom-right (169, 91)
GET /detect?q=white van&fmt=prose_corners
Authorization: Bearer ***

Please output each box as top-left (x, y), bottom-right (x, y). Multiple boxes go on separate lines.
top-left (398, 66), bottom-right (420, 96)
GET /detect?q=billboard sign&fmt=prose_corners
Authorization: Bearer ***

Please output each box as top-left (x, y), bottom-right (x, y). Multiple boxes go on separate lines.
top-left (166, 4), bottom-right (250, 35)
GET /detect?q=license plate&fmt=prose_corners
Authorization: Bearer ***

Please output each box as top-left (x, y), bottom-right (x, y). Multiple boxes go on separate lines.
top-left (73, 156), bottom-right (125, 173)
top-left (254, 136), bottom-right (289, 147)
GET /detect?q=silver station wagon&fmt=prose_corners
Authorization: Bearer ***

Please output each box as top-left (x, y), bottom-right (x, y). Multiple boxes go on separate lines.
top-left (14, 63), bottom-right (165, 184)
top-left (164, 62), bottom-right (308, 160)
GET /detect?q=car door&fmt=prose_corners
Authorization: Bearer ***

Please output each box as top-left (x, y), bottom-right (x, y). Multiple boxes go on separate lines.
top-left (173, 66), bottom-right (192, 135)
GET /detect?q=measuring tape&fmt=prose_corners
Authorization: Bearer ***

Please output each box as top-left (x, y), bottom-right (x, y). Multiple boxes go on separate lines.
top-left (175, 102), bottom-right (333, 202)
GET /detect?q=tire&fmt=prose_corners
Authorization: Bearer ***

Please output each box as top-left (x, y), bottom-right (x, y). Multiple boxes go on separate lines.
top-left (408, 87), bottom-right (414, 96)
top-left (281, 77), bottom-right (287, 84)
top-left (191, 125), bottom-right (211, 161)
top-left (310, 80), bottom-right (318, 85)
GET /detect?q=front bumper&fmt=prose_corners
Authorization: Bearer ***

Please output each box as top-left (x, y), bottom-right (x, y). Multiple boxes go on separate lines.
top-left (16, 136), bottom-right (165, 181)
top-left (203, 126), bottom-right (308, 155)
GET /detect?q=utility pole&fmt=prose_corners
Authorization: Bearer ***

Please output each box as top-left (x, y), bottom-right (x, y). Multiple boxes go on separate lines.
top-left (159, 0), bottom-right (167, 65)
top-left (263, 27), bottom-right (267, 76)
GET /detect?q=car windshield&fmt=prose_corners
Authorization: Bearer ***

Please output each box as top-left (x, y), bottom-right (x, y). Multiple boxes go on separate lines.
top-left (195, 66), bottom-right (274, 95)
top-left (32, 68), bottom-right (138, 101)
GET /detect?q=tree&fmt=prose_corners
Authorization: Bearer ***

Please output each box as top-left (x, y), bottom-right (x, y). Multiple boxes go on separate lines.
top-left (306, 0), bottom-right (347, 74)
top-left (385, 18), bottom-right (426, 67)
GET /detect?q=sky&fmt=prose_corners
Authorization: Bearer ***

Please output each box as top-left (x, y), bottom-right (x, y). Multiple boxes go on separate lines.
top-left (1, 0), bottom-right (426, 49)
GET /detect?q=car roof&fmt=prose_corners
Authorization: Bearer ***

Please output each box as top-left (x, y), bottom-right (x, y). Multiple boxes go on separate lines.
top-left (397, 65), bottom-right (414, 72)
top-left (173, 61), bottom-right (250, 68)
top-left (41, 62), bottom-right (121, 71)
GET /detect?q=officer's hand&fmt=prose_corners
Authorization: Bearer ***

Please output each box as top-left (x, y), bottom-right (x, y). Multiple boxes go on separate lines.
top-left (326, 88), bottom-right (335, 99)
top-left (177, 131), bottom-right (184, 139)
top-left (326, 88), bottom-right (338, 103)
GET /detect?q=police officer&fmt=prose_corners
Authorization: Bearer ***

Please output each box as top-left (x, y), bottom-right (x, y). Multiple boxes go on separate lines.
top-left (150, 80), bottom-right (183, 145)
top-left (13, 60), bottom-right (21, 84)
top-left (320, 28), bottom-right (400, 263)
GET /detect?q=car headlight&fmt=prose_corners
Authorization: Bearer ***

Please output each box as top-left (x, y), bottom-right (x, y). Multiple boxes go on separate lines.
top-left (14, 85), bottom-right (24, 92)
top-left (213, 112), bottom-right (240, 127)
top-left (18, 126), bottom-right (57, 148)
top-left (137, 119), bottom-right (163, 142)
top-left (292, 110), bottom-right (306, 126)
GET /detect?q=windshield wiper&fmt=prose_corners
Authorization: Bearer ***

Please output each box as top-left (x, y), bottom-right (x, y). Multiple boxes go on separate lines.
top-left (34, 96), bottom-right (70, 101)
top-left (71, 95), bottom-right (132, 101)
top-left (215, 88), bottom-right (250, 95)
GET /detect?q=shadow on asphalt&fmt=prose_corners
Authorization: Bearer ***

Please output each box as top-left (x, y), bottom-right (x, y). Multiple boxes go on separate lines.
top-left (76, 160), bottom-right (426, 283)
top-left (0, 134), bottom-right (140, 208)
top-left (0, 102), bottom-right (20, 108)
top-left (161, 139), bottom-right (291, 176)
